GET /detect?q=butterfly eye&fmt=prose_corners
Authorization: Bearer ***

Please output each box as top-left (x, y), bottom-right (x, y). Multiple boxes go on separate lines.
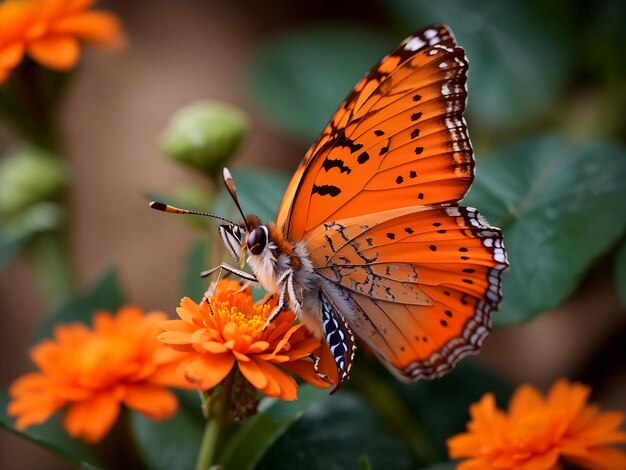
top-left (247, 226), bottom-right (267, 255)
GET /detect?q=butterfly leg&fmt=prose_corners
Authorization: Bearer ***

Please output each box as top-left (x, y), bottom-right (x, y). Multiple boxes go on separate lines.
top-left (318, 289), bottom-right (357, 391)
top-left (263, 274), bottom-right (290, 330)
top-left (263, 268), bottom-right (304, 330)
top-left (199, 263), bottom-right (258, 303)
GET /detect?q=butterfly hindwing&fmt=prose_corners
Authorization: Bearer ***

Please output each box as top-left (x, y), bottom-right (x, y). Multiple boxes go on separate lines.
top-left (311, 205), bottom-right (507, 380)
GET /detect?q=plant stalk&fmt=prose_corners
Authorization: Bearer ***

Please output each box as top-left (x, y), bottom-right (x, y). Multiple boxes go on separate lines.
top-left (195, 370), bottom-right (236, 470)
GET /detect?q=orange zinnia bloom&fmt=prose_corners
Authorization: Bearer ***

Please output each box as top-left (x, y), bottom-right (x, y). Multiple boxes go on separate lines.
top-left (0, 0), bottom-right (124, 83)
top-left (158, 280), bottom-right (337, 401)
top-left (7, 306), bottom-right (190, 443)
top-left (447, 379), bottom-right (626, 470)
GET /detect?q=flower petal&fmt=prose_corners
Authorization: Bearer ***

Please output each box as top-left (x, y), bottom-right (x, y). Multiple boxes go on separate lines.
top-left (148, 360), bottom-right (194, 389)
top-left (564, 446), bottom-right (626, 470)
top-left (123, 384), bottom-right (178, 420)
top-left (63, 392), bottom-right (120, 443)
top-left (256, 360), bottom-right (297, 401)
top-left (52, 11), bottom-right (124, 47)
top-left (7, 392), bottom-right (66, 430)
top-left (238, 357), bottom-right (268, 391)
top-left (184, 353), bottom-right (234, 390)
top-left (0, 42), bottom-right (25, 68)
top-left (509, 383), bottom-right (544, 419)
top-left (281, 359), bottom-right (331, 389)
top-left (519, 448), bottom-right (559, 470)
top-left (0, 67), bottom-right (11, 84)
top-left (158, 330), bottom-right (194, 345)
top-left (27, 35), bottom-right (80, 70)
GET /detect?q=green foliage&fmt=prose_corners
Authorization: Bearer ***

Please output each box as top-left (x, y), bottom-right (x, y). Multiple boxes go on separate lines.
top-left (0, 202), bottom-right (64, 271)
top-left (247, 23), bottom-right (392, 142)
top-left (385, 361), bottom-right (513, 459)
top-left (383, 0), bottom-right (573, 131)
top-left (465, 135), bottom-right (626, 324)
top-left (130, 392), bottom-right (204, 470)
top-left (257, 392), bottom-right (413, 470)
top-left (181, 237), bottom-right (209, 301)
top-left (0, 147), bottom-right (69, 217)
top-left (615, 239), bottom-right (626, 308)
top-left (214, 167), bottom-right (290, 223)
top-left (34, 268), bottom-right (127, 341)
top-left (0, 391), bottom-right (103, 468)
top-left (220, 385), bottom-right (329, 470)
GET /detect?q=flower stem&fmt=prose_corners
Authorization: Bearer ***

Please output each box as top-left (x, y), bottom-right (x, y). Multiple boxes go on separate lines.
top-left (195, 414), bottom-right (221, 470)
top-left (195, 371), bottom-right (236, 470)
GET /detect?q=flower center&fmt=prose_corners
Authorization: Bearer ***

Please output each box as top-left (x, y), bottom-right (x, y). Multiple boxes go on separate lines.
top-left (212, 294), bottom-right (273, 340)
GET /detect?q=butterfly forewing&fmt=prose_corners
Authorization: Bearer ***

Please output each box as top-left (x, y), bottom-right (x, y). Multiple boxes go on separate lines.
top-left (277, 26), bottom-right (472, 240)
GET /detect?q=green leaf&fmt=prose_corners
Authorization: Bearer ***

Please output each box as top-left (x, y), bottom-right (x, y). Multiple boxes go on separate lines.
top-left (615, 239), bottom-right (626, 308)
top-left (386, 361), bottom-right (514, 459)
top-left (0, 202), bottom-right (64, 271)
top-left (420, 464), bottom-right (456, 470)
top-left (257, 392), bottom-right (413, 469)
top-left (130, 391), bottom-right (204, 470)
top-left (181, 237), bottom-right (209, 300)
top-left (0, 228), bottom-right (25, 270)
top-left (34, 267), bottom-right (126, 341)
top-left (246, 23), bottom-right (393, 142)
top-left (0, 391), bottom-right (104, 468)
top-left (214, 168), bottom-right (290, 224)
top-left (383, 0), bottom-right (573, 130)
top-left (219, 384), bottom-right (329, 470)
top-left (464, 135), bottom-right (626, 324)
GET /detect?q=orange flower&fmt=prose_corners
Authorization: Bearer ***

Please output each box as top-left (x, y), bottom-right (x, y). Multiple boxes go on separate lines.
top-left (447, 379), bottom-right (626, 470)
top-left (158, 280), bottom-right (337, 401)
top-left (0, 0), bottom-right (124, 83)
top-left (7, 306), bottom-right (190, 443)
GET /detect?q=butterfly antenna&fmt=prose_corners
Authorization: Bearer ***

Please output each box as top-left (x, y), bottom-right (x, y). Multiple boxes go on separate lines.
top-left (223, 167), bottom-right (250, 230)
top-left (149, 201), bottom-right (236, 225)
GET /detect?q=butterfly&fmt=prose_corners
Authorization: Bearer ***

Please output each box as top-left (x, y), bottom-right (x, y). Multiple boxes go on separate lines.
top-left (151, 24), bottom-right (508, 387)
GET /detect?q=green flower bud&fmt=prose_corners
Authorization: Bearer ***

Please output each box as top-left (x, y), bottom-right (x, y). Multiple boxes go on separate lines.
top-left (0, 147), bottom-right (69, 217)
top-left (160, 101), bottom-right (248, 177)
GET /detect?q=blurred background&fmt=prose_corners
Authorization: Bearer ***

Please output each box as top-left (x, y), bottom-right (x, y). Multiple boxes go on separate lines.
top-left (1, 0), bottom-right (625, 468)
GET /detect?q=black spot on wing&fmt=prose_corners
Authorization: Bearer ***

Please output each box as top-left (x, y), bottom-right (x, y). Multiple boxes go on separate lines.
top-left (322, 158), bottom-right (352, 174)
top-left (312, 184), bottom-right (341, 197)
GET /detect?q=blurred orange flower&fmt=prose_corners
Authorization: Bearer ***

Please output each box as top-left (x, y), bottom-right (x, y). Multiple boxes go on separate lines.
top-left (158, 280), bottom-right (337, 401)
top-left (7, 306), bottom-right (190, 443)
top-left (0, 0), bottom-right (124, 83)
top-left (447, 379), bottom-right (626, 470)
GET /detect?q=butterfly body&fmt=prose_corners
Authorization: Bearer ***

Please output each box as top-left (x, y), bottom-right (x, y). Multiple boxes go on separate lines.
top-left (155, 24), bottom-right (508, 387)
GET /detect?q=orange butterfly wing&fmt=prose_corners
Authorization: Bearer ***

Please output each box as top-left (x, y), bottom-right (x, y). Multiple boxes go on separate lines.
top-left (276, 24), bottom-right (471, 240)
top-left (306, 205), bottom-right (506, 380)
top-left (275, 24), bottom-right (508, 380)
